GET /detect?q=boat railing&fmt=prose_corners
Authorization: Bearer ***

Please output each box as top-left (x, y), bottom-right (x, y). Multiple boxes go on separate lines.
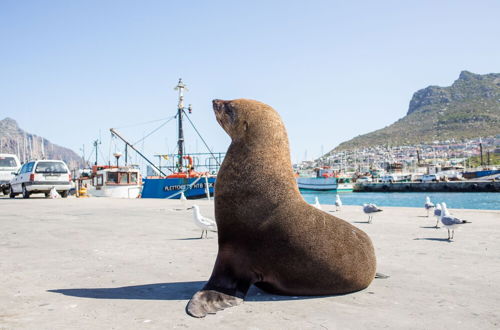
top-left (154, 152), bottom-right (226, 175)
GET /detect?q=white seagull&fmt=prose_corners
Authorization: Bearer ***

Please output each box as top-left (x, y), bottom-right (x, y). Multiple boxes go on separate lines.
top-left (180, 191), bottom-right (187, 201)
top-left (312, 196), bottom-right (322, 210)
top-left (335, 194), bottom-right (342, 211)
top-left (363, 203), bottom-right (383, 223)
top-left (433, 203), bottom-right (442, 228)
top-left (424, 196), bottom-right (435, 217)
top-left (440, 203), bottom-right (470, 240)
top-left (48, 186), bottom-right (61, 199)
top-left (190, 205), bottom-right (217, 238)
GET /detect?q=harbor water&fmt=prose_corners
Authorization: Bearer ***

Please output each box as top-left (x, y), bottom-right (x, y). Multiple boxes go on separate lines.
top-left (301, 191), bottom-right (500, 210)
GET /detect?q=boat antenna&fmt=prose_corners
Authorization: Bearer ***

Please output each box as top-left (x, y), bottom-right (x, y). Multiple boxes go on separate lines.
top-left (174, 78), bottom-right (192, 172)
top-left (93, 139), bottom-right (101, 165)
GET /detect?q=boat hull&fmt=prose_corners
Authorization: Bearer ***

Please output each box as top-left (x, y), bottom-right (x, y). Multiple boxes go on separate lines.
top-left (141, 177), bottom-right (215, 199)
top-left (296, 177), bottom-right (353, 192)
top-left (87, 185), bottom-right (142, 198)
top-left (297, 177), bottom-right (337, 191)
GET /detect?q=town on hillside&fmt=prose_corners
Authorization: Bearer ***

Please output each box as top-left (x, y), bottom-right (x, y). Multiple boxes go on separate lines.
top-left (295, 135), bottom-right (500, 184)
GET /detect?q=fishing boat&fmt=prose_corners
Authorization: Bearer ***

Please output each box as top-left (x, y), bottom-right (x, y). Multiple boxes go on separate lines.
top-left (296, 168), bottom-right (354, 192)
top-left (111, 79), bottom-right (222, 199)
top-left (84, 164), bottom-right (142, 198)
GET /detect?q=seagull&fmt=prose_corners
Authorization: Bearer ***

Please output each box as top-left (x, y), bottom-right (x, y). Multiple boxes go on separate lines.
top-left (48, 186), bottom-right (61, 199)
top-left (190, 205), bottom-right (217, 238)
top-left (180, 191), bottom-right (187, 201)
top-left (440, 203), bottom-right (470, 240)
top-left (363, 203), bottom-right (382, 223)
top-left (335, 194), bottom-right (342, 211)
top-left (424, 196), bottom-right (435, 217)
top-left (312, 196), bottom-right (322, 210)
top-left (433, 203), bottom-right (442, 228)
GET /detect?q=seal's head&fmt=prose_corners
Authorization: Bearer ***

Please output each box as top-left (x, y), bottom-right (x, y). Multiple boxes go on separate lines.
top-left (213, 99), bottom-right (287, 145)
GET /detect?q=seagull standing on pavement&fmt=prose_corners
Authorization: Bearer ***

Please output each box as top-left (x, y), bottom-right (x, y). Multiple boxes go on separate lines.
top-left (434, 203), bottom-right (442, 228)
top-left (48, 186), bottom-right (61, 199)
top-left (363, 203), bottom-right (383, 223)
top-left (335, 194), bottom-right (342, 211)
top-left (440, 203), bottom-right (470, 240)
top-left (424, 196), bottom-right (435, 217)
top-left (313, 196), bottom-right (322, 210)
top-left (190, 205), bottom-right (217, 238)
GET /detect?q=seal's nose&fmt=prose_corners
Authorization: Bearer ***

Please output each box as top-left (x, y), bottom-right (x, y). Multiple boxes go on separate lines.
top-left (212, 99), bottom-right (226, 112)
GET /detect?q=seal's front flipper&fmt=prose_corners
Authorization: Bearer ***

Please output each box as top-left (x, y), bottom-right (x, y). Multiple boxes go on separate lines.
top-left (186, 290), bottom-right (243, 318)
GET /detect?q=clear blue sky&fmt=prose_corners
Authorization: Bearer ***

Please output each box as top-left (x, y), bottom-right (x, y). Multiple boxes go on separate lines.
top-left (1, 0), bottom-right (499, 165)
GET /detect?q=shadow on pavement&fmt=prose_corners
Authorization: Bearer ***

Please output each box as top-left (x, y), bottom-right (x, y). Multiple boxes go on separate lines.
top-left (49, 281), bottom-right (323, 302)
top-left (414, 237), bottom-right (451, 242)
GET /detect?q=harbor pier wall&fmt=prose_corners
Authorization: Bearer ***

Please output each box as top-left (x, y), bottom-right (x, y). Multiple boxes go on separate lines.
top-left (354, 181), bottom-right (500, 192)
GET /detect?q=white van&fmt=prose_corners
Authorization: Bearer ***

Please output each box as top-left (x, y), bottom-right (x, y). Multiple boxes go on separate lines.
top-left (9, 160), bottom-right (71, 198)
top-left (422, 174), bottom-right (439, 182)
top-left (0, 154), bottom-right (21, 195)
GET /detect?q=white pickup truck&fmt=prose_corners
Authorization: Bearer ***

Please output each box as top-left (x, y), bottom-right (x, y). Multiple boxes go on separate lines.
top-left (0, 154), bottom-right (21, 195)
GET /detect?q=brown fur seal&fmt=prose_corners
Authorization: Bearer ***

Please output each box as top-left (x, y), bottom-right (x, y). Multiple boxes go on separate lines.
top-left (186, 99), bottom-right (376, 317)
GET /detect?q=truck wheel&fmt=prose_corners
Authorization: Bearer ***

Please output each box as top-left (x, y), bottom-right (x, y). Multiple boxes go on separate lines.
top-left (61, 190), bottom-right (69, 198)
top-left (22, 185), bottom-right (30, 199)
top-left (9, 187), bottom-right (16, 198)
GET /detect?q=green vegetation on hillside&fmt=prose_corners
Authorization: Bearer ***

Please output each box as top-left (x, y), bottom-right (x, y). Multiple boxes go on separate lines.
top-left (466, 153), bottom-right (500, 167)
top-left (333, 71), bottom-right (500, 151)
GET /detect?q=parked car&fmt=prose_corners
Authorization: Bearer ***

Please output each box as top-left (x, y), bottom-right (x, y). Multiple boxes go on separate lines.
top-left (422, 174), bottom-right (440, 182)
top-left (0, 154), bottom-right (21, 195)
top-left (9, 160), bottom-right (72, 198)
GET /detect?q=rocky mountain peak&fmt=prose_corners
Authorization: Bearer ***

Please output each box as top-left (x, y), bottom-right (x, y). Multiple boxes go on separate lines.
top-left (332, 70), bottom-right (500, 151)
top-left (458, 70), bottom-right (479, 81)
top-left (0, 118), bottom-right (82, 169)
top-left (0, 117), bottom-right (20, 131)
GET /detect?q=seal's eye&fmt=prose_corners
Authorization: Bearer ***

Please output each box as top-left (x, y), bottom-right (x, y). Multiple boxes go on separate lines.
top-left (225, 106), bottom-right (234, 121)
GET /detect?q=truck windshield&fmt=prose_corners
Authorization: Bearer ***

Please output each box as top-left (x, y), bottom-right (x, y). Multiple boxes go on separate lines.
top-left (35, 162), bottom-right (68, 174)
top-left (0, 157), bottom-right (17, 168)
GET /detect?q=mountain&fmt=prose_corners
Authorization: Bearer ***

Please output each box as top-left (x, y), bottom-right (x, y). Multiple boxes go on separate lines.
top-left (333, 71), bottom-right (500, 151)
top-left (0, 118), bottom-right (82, 169)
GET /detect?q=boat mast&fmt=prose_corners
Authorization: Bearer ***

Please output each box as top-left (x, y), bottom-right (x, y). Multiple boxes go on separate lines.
top-left (175, 78), bottom-right (190, 173)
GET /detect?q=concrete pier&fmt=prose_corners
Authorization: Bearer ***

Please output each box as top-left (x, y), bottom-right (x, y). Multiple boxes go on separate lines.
top-left (1, 197), bottom-right (499, 329)
top-left (355, 181), bottom-right (500, 192)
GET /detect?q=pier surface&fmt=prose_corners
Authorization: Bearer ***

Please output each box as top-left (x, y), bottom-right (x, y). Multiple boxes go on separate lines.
top-left (1, 197), bottom-right (499, 329)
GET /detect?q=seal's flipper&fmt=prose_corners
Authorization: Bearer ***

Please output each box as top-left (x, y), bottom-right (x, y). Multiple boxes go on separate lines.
top-left (186, 250), bottom-right (252, 317)
top-left (186, 290), bottom-right (243, 318)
